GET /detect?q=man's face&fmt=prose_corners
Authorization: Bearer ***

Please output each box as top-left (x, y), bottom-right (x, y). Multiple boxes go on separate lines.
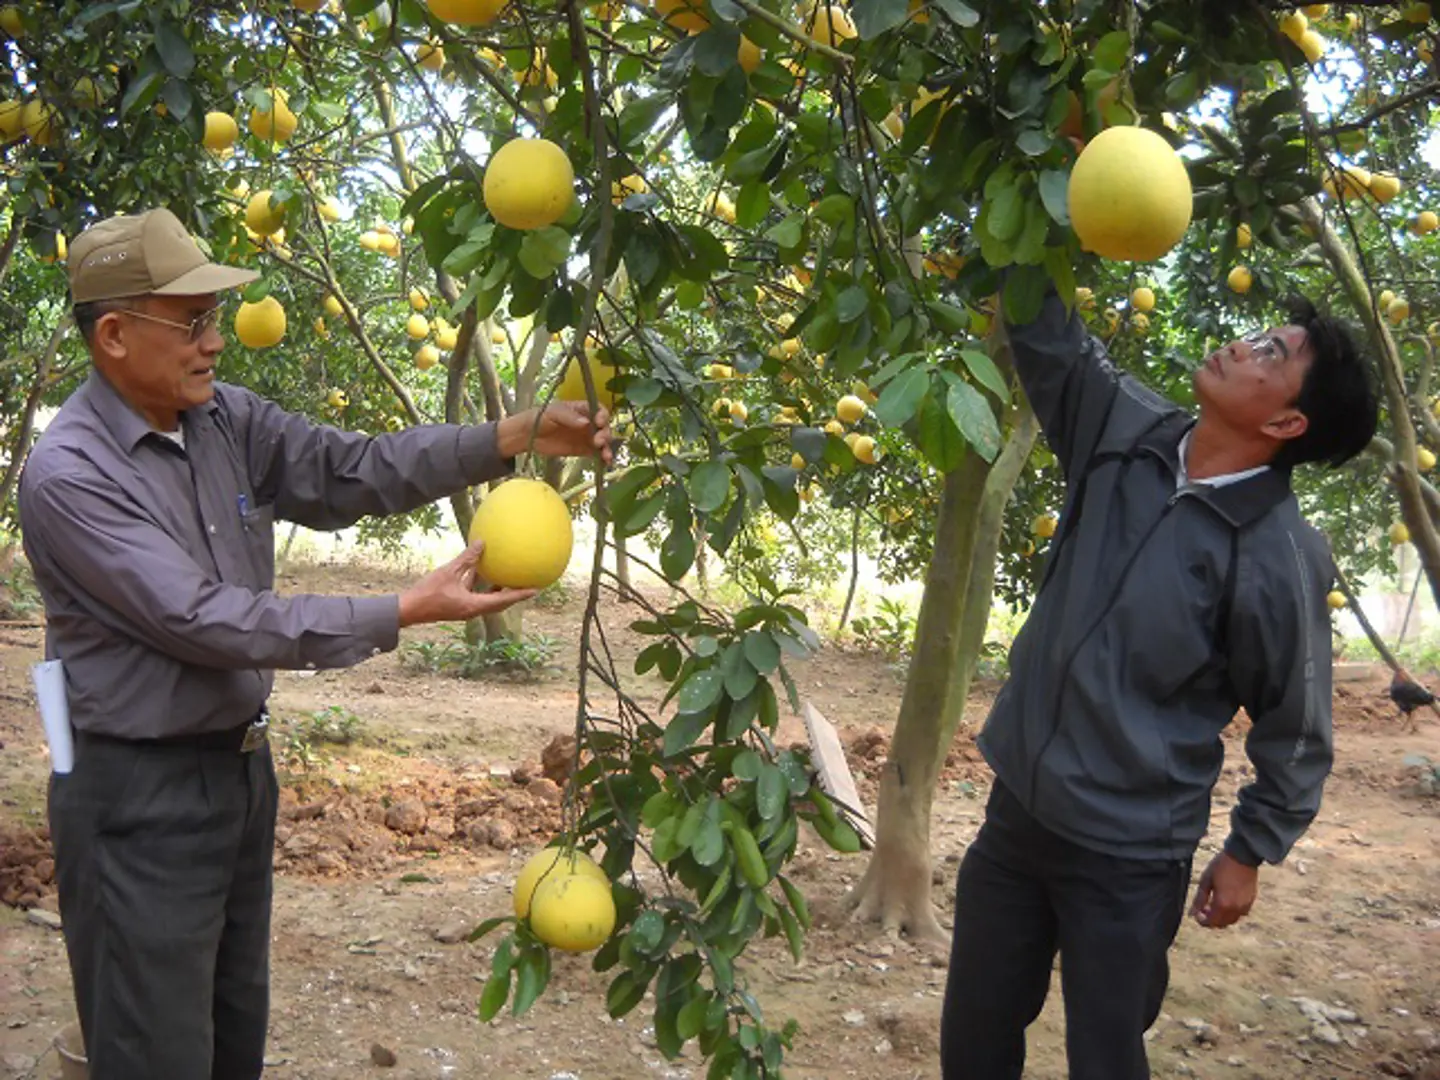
top-left (98, 293), bottom-right (224, 423)
top-left (1192, 324), bottom-right (1313, 443)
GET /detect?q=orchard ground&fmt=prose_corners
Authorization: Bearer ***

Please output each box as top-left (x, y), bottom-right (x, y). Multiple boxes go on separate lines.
top-left (0, 537), bottom-right (1438, 1080)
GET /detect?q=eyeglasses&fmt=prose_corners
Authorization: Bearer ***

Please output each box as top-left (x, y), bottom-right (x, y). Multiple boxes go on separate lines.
top-left (120, 306), bottom-right (223, 343)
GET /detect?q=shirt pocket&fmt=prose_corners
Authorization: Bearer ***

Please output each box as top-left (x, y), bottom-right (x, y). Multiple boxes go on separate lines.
top-left (239, 500), bottom-right (276, 584)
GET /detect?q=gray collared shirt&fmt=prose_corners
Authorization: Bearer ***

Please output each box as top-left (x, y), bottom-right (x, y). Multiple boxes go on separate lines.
top-left (19, 370), bottom-right (511, 739)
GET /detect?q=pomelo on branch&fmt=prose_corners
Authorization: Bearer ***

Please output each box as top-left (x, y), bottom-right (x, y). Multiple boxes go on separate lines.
top-left (203, 112), bottom-right (238, 151)
top-left (512, 847), bottom-right (608, 918)
top-left (1419, 447), bottom-right (1436, 471)
top-left (322, 294), bottom-right (343, 318)
top-left (1369, 172), bottom-right (1401, 203)
top-left (1326, 589), bottom-right (1346, 610)
top-left (529, 872), bottom-right (616, 953)
top-left (467, 478), bottom-right (574, 588)
top-left (248, 87), bottom-right (297, 142)
top-left (245, 190), bottom-right (286, 236)
top-left (836, 394), bottom-right (867, 423)
top-left (0, 99), bottom-right (23, 141)
top-left (0, 7), bottom-right (21, 37)
top-left (415, 344), bottom-right (440, 370)
top-left (557, 349), bottom-right (620, 409)
top-left (1415, 210), bottom-right (1439, 235)
top-left (1236, 223), bottom-right (1252, 249)
top-left (738, 35), bottom-right (763, 73)
top-left (1390, 522), bottom-right (1410, 545)
top-left (1130, 286), bottom-right (1155, 312)
top-left (1227, 266), bottom-right (1253, 294)
top-left (427, 0), bottom-right (509, 24)
top-left (483, 138), bottom-right (575, 230)
top-left (234, 296), bottom-right (287, 349)
top-left (20, 99), bottom-right (55, 145)
top-left (406, 313), bottom-right (431, 340)
top-left (1067, 127), bottom-right (1192, 262)
top-left (655, 0), bottom-right (710, 33)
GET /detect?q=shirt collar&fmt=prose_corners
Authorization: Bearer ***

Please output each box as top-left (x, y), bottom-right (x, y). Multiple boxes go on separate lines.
top-left (81, 368), bottom-right (217, 454)
top-left (1176, 429), bottom-right (1272, 489)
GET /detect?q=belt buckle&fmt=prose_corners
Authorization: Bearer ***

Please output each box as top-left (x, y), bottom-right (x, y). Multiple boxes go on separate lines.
top-left (240, 712), bottom-right (269, 753)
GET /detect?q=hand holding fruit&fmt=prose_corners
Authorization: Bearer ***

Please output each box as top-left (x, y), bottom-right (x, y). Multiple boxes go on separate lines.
top-left (497, 400), bottom-right (614, 464)
top-left (397, 537), bottom-right (537, 627)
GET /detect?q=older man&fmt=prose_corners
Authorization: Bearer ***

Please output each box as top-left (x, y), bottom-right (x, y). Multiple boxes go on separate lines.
top-left (19, 207), bottom-right (611, 1079)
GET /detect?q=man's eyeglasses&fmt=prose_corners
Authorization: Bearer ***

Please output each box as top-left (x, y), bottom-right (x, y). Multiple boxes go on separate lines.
top-left (120, 306), bottom-right (223, 343)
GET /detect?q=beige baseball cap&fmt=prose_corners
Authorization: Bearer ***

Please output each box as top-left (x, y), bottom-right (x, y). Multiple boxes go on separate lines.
top-left (68, 207), bottom-right (258, 304)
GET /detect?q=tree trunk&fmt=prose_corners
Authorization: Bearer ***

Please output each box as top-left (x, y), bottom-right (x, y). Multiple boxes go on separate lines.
top-left (842, 393), bottom-right (1036, 943)
top-left (0, 317), bottom-right (71, 515)
top-left (615, 532), bottom-right (632, 593)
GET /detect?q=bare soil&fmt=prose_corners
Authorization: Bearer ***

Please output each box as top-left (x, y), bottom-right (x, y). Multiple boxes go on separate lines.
top-left (2, 560), bottom-right (1439, 1080)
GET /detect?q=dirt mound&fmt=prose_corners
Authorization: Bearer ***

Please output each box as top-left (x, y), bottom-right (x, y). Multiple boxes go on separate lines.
top-left (0, 824), bottom-right (55, 909)
top-left (834, 725), bottom-right (991, 804)
top-left (275, 767), bottom-right (566, 877)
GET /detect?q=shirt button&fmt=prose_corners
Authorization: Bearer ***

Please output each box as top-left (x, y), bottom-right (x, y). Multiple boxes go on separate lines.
top-left (371, 647), bottom-right (381, 656)
top-left (306, 662), bottom-right (316, 670)
top-left (208, 524), bottom-right (217, 534)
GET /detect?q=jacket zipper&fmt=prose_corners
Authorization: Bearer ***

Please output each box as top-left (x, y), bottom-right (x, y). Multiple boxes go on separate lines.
top-left (1024, 485), bottom-right (1196, 808)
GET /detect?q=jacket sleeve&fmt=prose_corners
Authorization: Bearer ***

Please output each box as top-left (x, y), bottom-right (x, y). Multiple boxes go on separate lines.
top-left (228, 385), bottom-right (514, 530)
top-left (20, 472), bottom-right (399, 671)
top-left (1004, 288), bottom-right (1123, 481)
top-left (1222, 531), bottom-right (1335, 866)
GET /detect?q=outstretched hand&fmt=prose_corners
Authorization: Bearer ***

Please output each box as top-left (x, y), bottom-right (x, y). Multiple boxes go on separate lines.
top-left (498, 401), bottom-right (614, 464)
top-left (397, 538), bottom-right (536, 628)
top-left (1189, 851), bottom-right (1259, 929)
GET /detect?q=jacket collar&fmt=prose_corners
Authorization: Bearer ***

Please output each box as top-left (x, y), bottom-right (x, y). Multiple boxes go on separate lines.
top-left (81, 368), bottom-right (220, 454)
top-left (1137, 412), bottom-right (1294, 528)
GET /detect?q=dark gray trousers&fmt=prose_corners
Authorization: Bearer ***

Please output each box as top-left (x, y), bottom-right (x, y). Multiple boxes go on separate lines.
top-left (48, 728), bottom-right (278, 1080)
top-left (940, 780), bottom-right (1191, 1080)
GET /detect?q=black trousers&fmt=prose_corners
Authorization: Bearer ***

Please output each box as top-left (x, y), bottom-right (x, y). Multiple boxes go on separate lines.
top-left (940, 781), bottom-right (1191, 1080)
top-left (48, 727), bottom-right (278, 1080)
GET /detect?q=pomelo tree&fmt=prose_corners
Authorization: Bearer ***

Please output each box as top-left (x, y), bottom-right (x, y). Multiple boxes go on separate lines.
top-left (4, 0), bottom-right (1440, 1073)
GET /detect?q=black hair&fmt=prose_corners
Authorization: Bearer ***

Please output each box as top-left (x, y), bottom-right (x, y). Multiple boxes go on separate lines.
top-left (72, 299), bottom-right (130, 344)
top-left (1269, 296), bottom-right (1379, 470)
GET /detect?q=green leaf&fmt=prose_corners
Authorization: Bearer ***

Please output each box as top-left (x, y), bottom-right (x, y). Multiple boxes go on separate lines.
top-left (1038, 169), bottom-right (1070, 226)
top-left (915, 391), bottom-right (966, 472)
top-left (629, 910), bottom-right (666, 953)
top-left (664, 709), bottom-right (713, 757)
top-left (835, 285), bottom-right (868, 324)
top-left (692, 814), bottom-right (726, 866)
top-left (478, 968), bottom-right (512, 1022)
top-left (442, 240), bottom-right (490, 276)
top-left (931, 0), bottom-right (979, 26)
top-left (466, 916), bottom-right (512, 943)
top-left (689, 461), bottom-right (731, 513)
top-left (987, 185), bottom-right (1025, 242)
top-left (607, 970), bottom-right (650, 1018)
top-left (1092, 30), bottom-right (1131, 73)
top-left (154, 22), bottom-right (195, 78)
top-left (660, 521), bottom-right (697, 579)
top-left (873, 365), bottom-right (929, 427)
top-left (736, 179), bottom-right (770, 228)
top-left (852, 0), bottom-right (909, 39)
top-left (512, 947), bottom-right (551, 1016)
top-left (678, 669), bottom-right (724, 714)
top-left (1002, 264), bottom-right (1049, 326)
top-left (742, 631), bottom-right (780, 674)
top-left (518, 227), bottom-right (571, 279)
top-left (694, 25), bottom-right (742, 77)
top-left (776, 903), bottom-right (804, 962)
top-left (756, 765), bottom-right (786, 821)
top-left (764, 212), bottom-right (805, 249)
top-left (926, 300), bottom-right (969, 335)
top-left (959, 349), bottom-right (1009, 403)
top-left (732, 749), bottom-right (762, 779)
top-left (946, 379), bottom-right (1001, 462)
top-left (1016, 128), bottom-right (1052, 156)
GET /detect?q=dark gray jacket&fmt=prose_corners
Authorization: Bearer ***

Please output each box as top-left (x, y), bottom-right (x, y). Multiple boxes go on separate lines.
top-left (977, 291), bottom-right (1335, 867)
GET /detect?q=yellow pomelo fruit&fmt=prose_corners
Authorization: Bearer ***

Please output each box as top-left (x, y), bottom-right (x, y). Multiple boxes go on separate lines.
top-left (322, 294), bottom-right (343, 318)
top-left (1415, 210), bottom-right (1439, 235)
top-left (0, 100), bottom-right (23, 140)
top-left (738, 36), bottom-right (763, 74)
top-left (611, 173), bottom-right (647, 205)
top-left (1236, 223), bottom-right (1252, 249)
top-left (791, 452), bottom-right (806, 469)
top-left (468, 478), bottom-right (574, 588)
top-left (655, 0), bottom-right (710, 33)
top-left (836, 394), bottom-right (867, 423)
top-left (1297, 30), bottom-right (1324, 62)
top-left (415, 344), bottom-right (440, 370)
top-left (1303, 3), bottom-right (1329, 16)
top-left (406, 313), bottom-right (431, 340)
top-left (203, 112), bottom-right (238, 151)
top-left (529, 872), bottom-right (616, 953)
top-left (1419, 446), bottom-right (1437, 471)
top-left (72, 77), bottom-right (101, 108)
top-left (1388, 297), bottom-right (1410, 324)
top-left (326, 387), bottom-right (348, 408)
top-left (807, 4), bottom-right (857, 42)
top-left (1378, 288), bottom-right (1395, 309)
top-left (513, 848), bottom-right (608, 918)
top-left (427, 0), bottom-right (509, 24)
top-left (21, 99), bottom-right (55, 145)
top-left (1322, 164), bottom-right (1370, 200)
top-left (313, 316), bottom-right (328, 337)
top-left (1068, 127), bottom-right (1192, 262)
top-left (1226, 266), bottom-right (1253, 294)
top-left (852, 435), bottom-right (876, 463)
top-left (1277, 10), bottom-right (1307, 41)
top-left (1032, 513), bottom-right (1058, 538)
top-left (436, 326), bottom-right (459, 351)
top-left (491, 326), bottom-right (507, 344)
top-left (706, 190), bottom-right (736, 223)
top-left (1390, 521), bottom-right (1410, 545)
top-left (1130, 286), bottom-right (1155, 312)
top-left (0, 7), bottom-right (21, 37)
top-left (1326, 589), bottom-right (1345, 610)
top-left (483, 138), bottom-right (575, 231)
top-left (409, 288), bottom-right (429, 311)
top-left (248, 88), bottom-right (297, 142)
top-left (234, 296), bottom-right (287, 349)
top-left (1369, 172), bottom-right (1401, 203)
top-left (558, 350), bottom-right (619, 409)
top-left (245, 191), bottom-right (286, 236)
top-left (415, 41), bottom-right (445, 71)
top-left (729, 400), bottom-right (749, 423)
top-left (317, 195), bottom-right (343, 222)
top-left (824, 418), bottom-right (844, 436)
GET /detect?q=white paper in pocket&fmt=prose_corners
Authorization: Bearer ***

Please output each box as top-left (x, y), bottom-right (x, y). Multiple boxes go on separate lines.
top-left (30, 659), bottom-right (74, 775)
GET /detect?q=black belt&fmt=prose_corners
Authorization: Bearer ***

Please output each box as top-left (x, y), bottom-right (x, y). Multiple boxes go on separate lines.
top-left (77, 708), bottom-right (270, 754)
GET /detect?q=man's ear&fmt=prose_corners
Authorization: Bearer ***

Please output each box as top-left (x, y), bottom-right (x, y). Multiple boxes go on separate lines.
top-left (91, 311), bottom-right (128, 364)
top-left (1263, 407), bottom-right (1308, 443)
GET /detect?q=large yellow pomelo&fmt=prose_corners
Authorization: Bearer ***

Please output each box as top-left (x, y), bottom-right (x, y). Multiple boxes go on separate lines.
top-left (203, 112), bottom-right (238, 152)
top-left (234, 296), bottom-right (287, 349)
top-left (248, 88), bottom-right (297, 142)
top-left (483, 138), bottom-right (575, 230)
top-left (20, 99), bottom-right (55, 145)
top-left (428, 0), bottom-right (509, 24)
top-left (0, 7), bottom-right (21, 37)
top-left (655, 0), bottom-right (710, 32)
top-left (512, 847), bottom-right (608, 918)
top-left (529, 872), bottom-right (616, 952)
top-left (557, 349), bottom-right (619, 409)
top-left (467, 478), bottom-right (574, 588)
top-left (0, 100), bottom-right (23, 141)
top-left (245, 190), bottom-right (286, 236)
top-left (1068, 126), bottom-right (1193, 262)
